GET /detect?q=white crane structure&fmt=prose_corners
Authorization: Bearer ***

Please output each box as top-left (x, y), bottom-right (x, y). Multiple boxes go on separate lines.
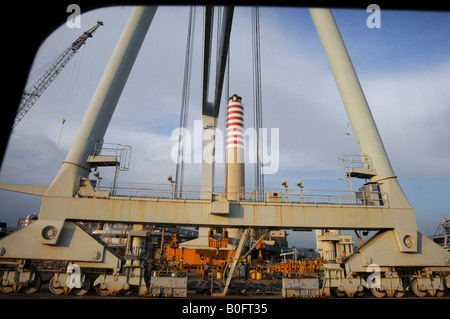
top-left (0, 6), bottom-right (449, 298)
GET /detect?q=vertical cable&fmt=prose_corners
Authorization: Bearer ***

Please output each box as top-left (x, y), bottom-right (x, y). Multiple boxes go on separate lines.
top-left (252, 7), bottom-right (264, 199)
top-left (175, 6), bottom-right (196, 197)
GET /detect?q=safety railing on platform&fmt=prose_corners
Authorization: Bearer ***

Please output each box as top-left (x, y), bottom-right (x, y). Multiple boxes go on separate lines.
top-left (106, 182), bottom-right (204, 199)
top-left (337, 154), bottom-right (374, 180)
top-left (103, 182), bottom-right (389, 207)
top-left (242, 186), bottom-right (388, 206)
top-left (93, 142), bottom-right (132, 171)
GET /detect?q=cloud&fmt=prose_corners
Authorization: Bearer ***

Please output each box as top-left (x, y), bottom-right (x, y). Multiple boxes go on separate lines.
top-left (0, 132), bottom-right (65, 185)
top-left (0, 132), bottom-right (66, 225)
top-left (102, 128), bottom-right (175, 184)
top-left (362, 57), bottom-right (450, 179)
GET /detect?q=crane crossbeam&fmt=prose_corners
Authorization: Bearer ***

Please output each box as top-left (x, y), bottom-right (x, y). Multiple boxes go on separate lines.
top-left (36, 195), bottom-right (416, 240)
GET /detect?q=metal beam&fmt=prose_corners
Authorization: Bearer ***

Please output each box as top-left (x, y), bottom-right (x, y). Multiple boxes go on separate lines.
top-left (0, 220), bottom-right (122, 268)
top-left (220, 227), bottom-right (249, 296)
top-left (201, 6), bottom-right (214, 117)
top-left (213, 6), bottom-right (234, 118)
top-left (0, 184), bottom-right (49, 196)
top-left (310, 8), bottom-right (392, 181)
top-left (38, 196), bottom-right (416, 235)
top-left (200, 6), bottom-right (216, 200)
top-left (38, 194), bottom-right (418, 252)
top-left (309, 8), bottom-right (411, 210)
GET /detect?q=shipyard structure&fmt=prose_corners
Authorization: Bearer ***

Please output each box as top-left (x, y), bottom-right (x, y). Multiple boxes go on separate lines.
top-left (0, 6), bottom-right (449, 298)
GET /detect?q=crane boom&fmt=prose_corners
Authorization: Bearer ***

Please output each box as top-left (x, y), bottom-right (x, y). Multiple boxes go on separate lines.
top-left (14, 21), bottom-right (103, 128)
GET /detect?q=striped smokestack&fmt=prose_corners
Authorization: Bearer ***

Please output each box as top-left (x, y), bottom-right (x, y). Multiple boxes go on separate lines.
top-left (225, 94), bottom-right (245, 200)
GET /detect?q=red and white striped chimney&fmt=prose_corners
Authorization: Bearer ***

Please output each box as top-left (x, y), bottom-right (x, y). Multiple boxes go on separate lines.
top-left (225, 94), bottom-right (245, 200)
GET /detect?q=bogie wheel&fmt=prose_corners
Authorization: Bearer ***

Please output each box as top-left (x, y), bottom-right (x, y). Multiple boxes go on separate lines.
top-left (120, 286), bottom-right (137, 296)
top-left (95, 285), bottom-right (111, 296)
top-left (331, 287), bottom-right (346, 298)
top-left (371, 287), bottom-right (386, 298)
top-left (49, 277), bottom-right (65, 295)
top-left (356, 289), bottom-right (366, 298)
top-left (0, 271), bottom-right (12, 293)
top-left (411, 279), bottom-right (427, 297)
top-left (0, 283), bottom-right (13, 293)
top-left (72, 276), bottom-right (91, 296)
top-left (22, 273), bottom-right (42, 294)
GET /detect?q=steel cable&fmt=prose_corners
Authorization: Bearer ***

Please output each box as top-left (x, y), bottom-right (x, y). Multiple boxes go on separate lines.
top-left (252, 7), bottom-right (264, 197)
top-left (175, 7), bottom-right (196, 197)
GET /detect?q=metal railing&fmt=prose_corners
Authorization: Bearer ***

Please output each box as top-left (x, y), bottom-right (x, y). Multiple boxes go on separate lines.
top-left (337, 154), bottom-right (373, 180)
top-left (102, 182), bottom-right (388, 207)
top-left (93, 142), bottom-right (132, 171)
top-left (105, 182), bottom-right (204, 199)
top-left (240, 186), bottom-right (388, 206)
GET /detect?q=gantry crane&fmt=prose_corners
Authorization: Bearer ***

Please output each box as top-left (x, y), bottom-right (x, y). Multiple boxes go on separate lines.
top-left (0, 7), bottom-right (449, 298)
top-left (13, 21), bottom-right (103, 128)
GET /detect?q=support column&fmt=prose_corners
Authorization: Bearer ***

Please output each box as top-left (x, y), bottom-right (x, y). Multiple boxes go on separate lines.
top-left (46, 6), bottom-right (157, 198)
top-left (309, 8), bottom-right (411, 210)
top-left (309, 8), bottom-right (417, 252)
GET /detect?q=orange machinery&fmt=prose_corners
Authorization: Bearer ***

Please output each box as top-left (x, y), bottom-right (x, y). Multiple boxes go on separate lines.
top-left (271, 258), bottom-right (322, 275)
top-left (165, 230), bottom-right (237, 268)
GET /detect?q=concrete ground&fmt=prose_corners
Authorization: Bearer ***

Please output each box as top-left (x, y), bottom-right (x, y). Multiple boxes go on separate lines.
top-left (187, 273), bottom-right (283, 297)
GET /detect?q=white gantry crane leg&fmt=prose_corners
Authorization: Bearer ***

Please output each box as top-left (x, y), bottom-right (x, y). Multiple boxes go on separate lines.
top-left (309, 8), bottom-right (417, 252)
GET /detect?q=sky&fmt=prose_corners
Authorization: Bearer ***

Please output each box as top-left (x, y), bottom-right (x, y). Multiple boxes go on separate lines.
top-left (0, 5), bottom-right (449, 248)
